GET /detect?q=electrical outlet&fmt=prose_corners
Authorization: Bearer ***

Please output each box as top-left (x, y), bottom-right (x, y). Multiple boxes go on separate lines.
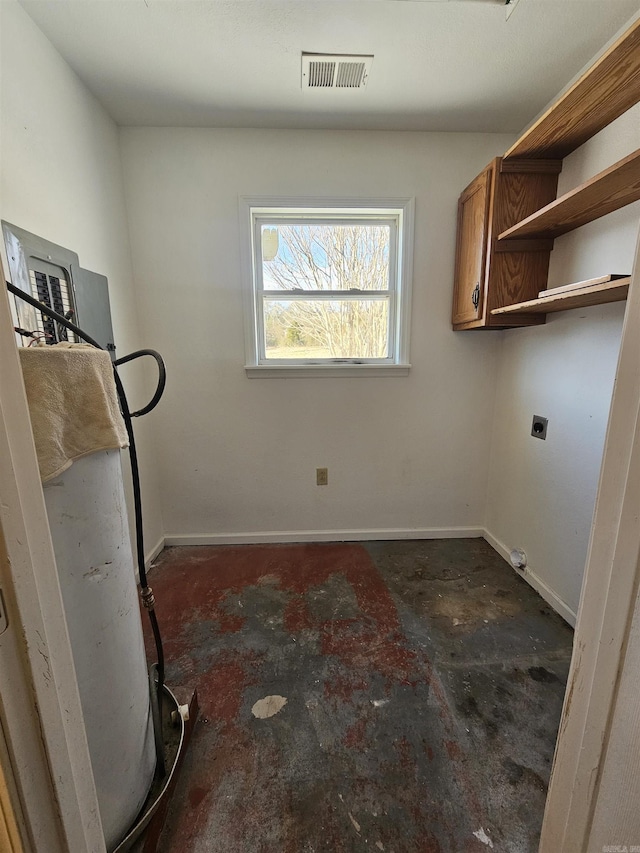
top-left (316, 468), bottom-right (328, 486)
top-left (531, 415), bottom-right (548, 440)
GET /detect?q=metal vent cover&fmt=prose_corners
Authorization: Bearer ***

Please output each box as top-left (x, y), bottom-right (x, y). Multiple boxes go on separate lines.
top-left (302, 54), bottom-right (373, 89)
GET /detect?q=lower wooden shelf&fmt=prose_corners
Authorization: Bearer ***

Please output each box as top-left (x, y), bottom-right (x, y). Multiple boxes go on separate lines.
top-left (491, 277), bottom-right (630, 317)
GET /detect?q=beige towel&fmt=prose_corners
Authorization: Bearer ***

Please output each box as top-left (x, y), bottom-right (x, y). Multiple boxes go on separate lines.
top-left (19, 344), bottom-right (129, 482)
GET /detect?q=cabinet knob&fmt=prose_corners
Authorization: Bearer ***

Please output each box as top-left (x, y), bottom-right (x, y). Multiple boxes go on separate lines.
top-left (471, 283), bottom-right (480, 310)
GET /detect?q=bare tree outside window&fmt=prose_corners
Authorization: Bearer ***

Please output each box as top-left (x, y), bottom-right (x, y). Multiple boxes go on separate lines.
top-left (262, 223), bottom-right (391, 359)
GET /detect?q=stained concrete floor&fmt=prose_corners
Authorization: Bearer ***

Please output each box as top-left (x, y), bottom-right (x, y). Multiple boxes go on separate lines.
top-left (145, 538), bottom-right (573, 853)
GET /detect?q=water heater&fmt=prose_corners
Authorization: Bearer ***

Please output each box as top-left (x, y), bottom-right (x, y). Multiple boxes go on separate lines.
top-left (5, 222), bottom-right (158, 850)
top-left (44, 450), bottom-right (155, 849)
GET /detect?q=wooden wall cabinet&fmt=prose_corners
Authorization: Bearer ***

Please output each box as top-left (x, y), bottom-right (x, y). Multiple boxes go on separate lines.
top-left (451, 166), bottom-right (491, 327)
top-left (452, 18), bottom-right (640, 331)
top-left (452, 158), bottom-right (561, 330)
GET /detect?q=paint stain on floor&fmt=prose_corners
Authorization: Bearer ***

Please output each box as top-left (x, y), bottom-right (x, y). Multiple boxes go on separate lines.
top-left (144, 539), bottom-right (573, 853)
top-left (251, 695), bottom-right (288, 719)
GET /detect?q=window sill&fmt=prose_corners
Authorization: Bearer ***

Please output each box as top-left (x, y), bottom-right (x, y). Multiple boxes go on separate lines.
top-left (245, 363), bottom-right (411, 378)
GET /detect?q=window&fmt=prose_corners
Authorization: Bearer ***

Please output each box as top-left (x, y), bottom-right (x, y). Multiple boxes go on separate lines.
top-left (241, 198), bottom-right (414, 376)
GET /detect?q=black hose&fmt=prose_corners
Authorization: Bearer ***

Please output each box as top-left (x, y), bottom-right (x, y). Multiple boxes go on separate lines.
top-left (114, 349), bottom-right (166, 419)
top-left (148, 664), bottom-right (166, 778)
top-left (8, 280), bottom-right (103, 348)
top-left (6, 279), bottom-right (167, 778)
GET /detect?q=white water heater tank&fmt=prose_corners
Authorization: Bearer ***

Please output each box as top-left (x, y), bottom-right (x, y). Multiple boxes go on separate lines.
top-left (44, 449), bottom-right (155, 850)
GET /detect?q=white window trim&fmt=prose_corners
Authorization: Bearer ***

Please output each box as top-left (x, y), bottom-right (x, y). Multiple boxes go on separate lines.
top-left (239, 196), bottom-right (414, 377)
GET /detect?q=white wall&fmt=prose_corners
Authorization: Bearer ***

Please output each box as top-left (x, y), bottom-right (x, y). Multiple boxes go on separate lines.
top-left (0, 0), bottom-right (163, 559)
top-left (485, 104), bottom-right (640, 621)
top-left (120, 127), bottom-right (513, 541)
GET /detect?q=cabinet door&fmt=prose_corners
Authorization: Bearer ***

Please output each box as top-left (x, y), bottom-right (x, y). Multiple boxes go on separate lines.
top-left (452, 167), bottom-right (491, 326)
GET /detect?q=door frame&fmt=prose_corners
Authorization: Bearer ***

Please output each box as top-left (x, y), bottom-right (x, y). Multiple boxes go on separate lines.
top-left (0, 720), bottom-right (25, 853)
top-left (539, 224), bottom-right (640, 850)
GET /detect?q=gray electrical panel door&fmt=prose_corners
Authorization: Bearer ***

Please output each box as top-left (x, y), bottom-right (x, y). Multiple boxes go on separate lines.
top-left (73, 267), bottom-right (116, 354)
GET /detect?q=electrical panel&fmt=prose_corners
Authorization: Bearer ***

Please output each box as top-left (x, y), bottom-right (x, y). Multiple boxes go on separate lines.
top-left (2, 221), bottom-right (116, 355)
top-left (29, 268), bottom-right (77, 344)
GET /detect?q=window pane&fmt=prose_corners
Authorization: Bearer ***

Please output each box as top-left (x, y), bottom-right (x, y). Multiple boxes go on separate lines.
top-left (261, 223), bottom-right (390, 292)
top-left (264, 299), bottom-right (389, 360)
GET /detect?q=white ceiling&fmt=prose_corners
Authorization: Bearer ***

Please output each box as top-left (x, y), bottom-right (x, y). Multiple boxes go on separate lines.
top-left (18, 0), bottom-right (640, 133)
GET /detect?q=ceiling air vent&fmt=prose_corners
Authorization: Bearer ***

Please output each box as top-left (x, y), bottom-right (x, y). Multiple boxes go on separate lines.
top-left (302, 54), bottom-right (373, 90)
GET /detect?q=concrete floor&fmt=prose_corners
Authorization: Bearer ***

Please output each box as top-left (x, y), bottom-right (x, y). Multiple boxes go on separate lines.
top-left (145, 538), bottom-right (573, 853)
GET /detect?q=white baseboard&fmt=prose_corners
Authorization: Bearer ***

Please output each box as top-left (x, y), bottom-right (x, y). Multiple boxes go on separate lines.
top-left (164, 526), bottom-right (484, 547)
top-left (483, 529), bottom-right (577, 627)
top-left (143, 526), bottom-right (576, 626)
top-left (144, 535), bottom-right (165, 569)
top-left (134, 535), bottom-right (166, 583)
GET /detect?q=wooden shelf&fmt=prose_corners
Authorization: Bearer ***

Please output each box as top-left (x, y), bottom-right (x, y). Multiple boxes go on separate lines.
top-left (504, 19), bottom-right (640, 160)
top-left (491, 277), bottom-right (630, 317)
top-left (453, 16), bottom-right (639, 332)
top-left (498, 150), bottom-right (640, 241)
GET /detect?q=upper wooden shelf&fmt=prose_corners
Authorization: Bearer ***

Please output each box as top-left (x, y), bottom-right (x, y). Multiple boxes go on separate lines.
top-left (498, 150), bottom-right (640, 241)
top-left (491, 277), bottom-right (631, 317)
top-left (504, 18), bottom-right (640, 160)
